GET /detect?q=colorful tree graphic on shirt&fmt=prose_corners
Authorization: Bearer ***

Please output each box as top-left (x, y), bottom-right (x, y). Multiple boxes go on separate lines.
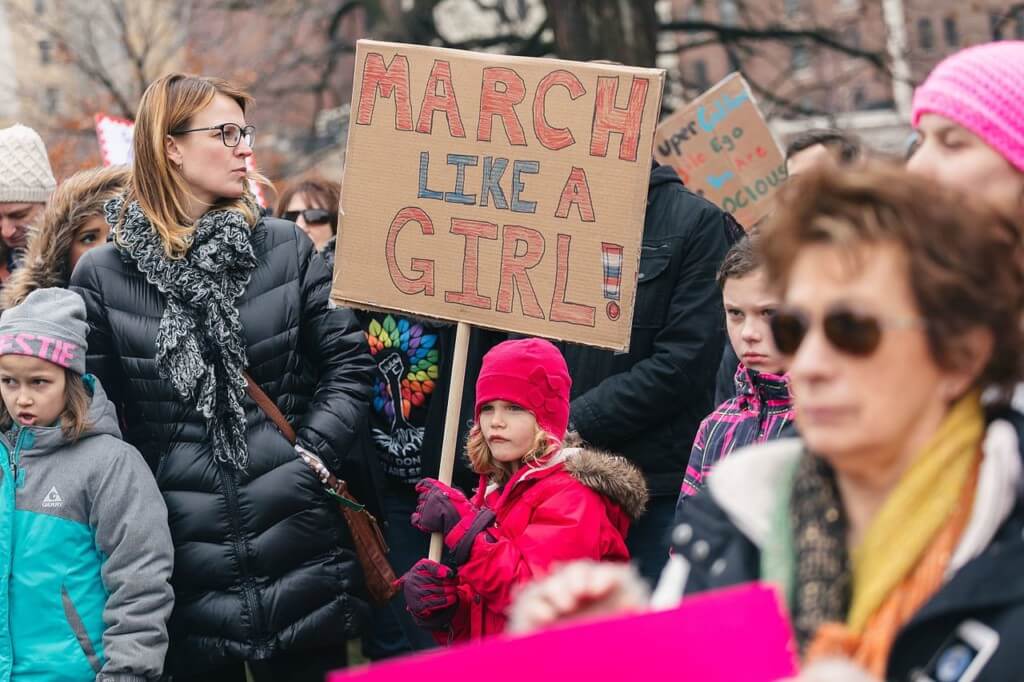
top-left (366, 316), bottom-right (439, 475)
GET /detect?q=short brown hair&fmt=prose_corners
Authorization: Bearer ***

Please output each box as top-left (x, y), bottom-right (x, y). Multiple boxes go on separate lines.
top-left (275, 177), bottom-right (341, 234)
top-left (717, 234), bottom-right (763, 288)
top-left (760, 163), bottom-right (1024, 399)
top-left (0, 370), bottom-right (92, 441)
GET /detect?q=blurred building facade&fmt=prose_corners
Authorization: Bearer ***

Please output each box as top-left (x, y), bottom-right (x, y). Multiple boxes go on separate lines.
top-left (0, 0), bottom-right (188, 174)
top-left (660, 0), bottom-right (1023, 151)
top-left (1, 0), bottom-right (1020, 177)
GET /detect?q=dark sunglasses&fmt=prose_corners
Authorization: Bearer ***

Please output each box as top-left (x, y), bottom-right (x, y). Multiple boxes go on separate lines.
top-left (283, 208), bottom-right (335, 225)
top-left (770, 305), bottom-right (923, 357)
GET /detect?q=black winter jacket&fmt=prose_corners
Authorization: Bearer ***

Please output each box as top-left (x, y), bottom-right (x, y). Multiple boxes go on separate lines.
top-left (70, 218), bottom-right (374, 672)
top-left (565, 163), bottom-right (731, 496)
top-left (673, 412), bottom-right (1024, 681)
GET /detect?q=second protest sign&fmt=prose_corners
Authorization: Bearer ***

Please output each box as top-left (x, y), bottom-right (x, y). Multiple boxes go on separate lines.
top-left (653, 73), bottom-right (785, 229)
top-left (332, 40), bottom-right (664, 352)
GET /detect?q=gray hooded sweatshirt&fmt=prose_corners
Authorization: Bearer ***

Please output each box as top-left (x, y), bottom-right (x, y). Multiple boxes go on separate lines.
top-left (0, 376), bottom-right (174, 681)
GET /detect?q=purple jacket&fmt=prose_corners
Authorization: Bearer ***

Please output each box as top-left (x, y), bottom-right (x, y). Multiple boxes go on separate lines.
top-left (678, 364), bottom-right (794, 502)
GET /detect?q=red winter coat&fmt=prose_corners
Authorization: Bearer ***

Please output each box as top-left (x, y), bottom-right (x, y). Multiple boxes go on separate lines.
top-left (441, 447), bottom-right (648, 642)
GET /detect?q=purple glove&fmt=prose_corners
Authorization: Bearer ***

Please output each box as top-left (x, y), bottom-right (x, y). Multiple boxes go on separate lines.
top-left (400, 559), bottom-right (459, 630)
top-left (411, 478), bottom-right (475, 536)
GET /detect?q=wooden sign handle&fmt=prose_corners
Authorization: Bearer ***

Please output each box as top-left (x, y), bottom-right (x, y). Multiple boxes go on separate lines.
top-left (429, 321), bottom-right (472, 562)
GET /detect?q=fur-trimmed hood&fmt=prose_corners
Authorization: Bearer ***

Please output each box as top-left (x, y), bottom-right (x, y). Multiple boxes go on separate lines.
top-left (1, 216), bottom-right (71, 310)
top-left (477, 445), bottom-right (650, 520)
top-left (565, 447), bottom-right (649, 520)
top-left (1, 166), bottom-right (129, 310)
top-left (458, 445), bottom-right (642, 642)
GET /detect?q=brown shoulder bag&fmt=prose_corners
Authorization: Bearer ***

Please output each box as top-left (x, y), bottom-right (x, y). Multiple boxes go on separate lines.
top-left (243, 372), bottom-right (399, 605)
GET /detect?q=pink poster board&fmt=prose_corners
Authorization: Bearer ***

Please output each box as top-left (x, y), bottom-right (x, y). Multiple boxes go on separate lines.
top-left (330, 583), bottom-right (798, 681)
top-left (95, 113), bottom-right (135, 166)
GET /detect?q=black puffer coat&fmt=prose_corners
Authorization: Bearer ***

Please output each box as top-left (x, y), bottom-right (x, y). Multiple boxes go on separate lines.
top-left (70, 217), bottom-right (374, 672)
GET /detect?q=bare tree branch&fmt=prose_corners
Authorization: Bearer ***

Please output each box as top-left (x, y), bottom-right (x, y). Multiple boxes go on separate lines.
top-left (660, 19), bottom-right (889, 72)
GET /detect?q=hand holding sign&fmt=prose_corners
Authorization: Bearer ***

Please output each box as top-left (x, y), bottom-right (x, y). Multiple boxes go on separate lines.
top-left (506, 559), bottom-right (651, 634)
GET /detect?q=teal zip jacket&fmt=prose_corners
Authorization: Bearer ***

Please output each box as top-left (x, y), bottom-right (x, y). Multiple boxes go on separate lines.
top-left (0, 376), bottom-right (174, 681)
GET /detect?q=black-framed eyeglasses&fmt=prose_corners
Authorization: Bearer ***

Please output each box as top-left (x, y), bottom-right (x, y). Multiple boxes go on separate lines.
top-left (283, 208), bottom-right (336, 225)
top-left (770, 305), bottom-right (924, 358)
top-left (171, 122), bottom-right (255, 149)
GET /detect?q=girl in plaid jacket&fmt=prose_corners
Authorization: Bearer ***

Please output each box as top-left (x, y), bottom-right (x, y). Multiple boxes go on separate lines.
top-left (677, 236), bottom-right (794, 510)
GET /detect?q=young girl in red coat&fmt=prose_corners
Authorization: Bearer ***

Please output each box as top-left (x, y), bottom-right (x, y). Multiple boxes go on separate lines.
top-left (400, 338), bottom-right (648, 642)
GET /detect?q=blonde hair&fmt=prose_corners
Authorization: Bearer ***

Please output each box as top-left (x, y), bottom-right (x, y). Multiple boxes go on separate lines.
top-left (465, 423), bottom-right (562, 487)
top-left (124, 73), bottom-right (266, 258)
top-left (0, 369), bottom-right (92, 441)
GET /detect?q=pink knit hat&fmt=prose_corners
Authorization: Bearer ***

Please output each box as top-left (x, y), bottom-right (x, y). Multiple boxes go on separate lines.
top-left (474, 338), bottom-right (571, 441)
top-left (911, 41), bottom-right (1024, 173)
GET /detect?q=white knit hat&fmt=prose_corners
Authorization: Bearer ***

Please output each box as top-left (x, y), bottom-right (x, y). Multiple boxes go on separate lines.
top-left (0, 124), bottom-right (56, 204)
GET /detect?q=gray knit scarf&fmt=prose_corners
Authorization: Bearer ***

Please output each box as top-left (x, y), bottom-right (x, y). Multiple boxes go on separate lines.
top-left (107, 196), bottom-right (258, 470)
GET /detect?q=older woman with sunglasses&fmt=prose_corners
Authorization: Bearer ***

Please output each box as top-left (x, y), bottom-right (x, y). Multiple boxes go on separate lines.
top-left (507, 165), bottom-right (1024, 681)
top-left (276, 177), bottom-right (340, 265)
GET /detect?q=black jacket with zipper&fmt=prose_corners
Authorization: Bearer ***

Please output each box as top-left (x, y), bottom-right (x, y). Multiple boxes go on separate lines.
top-left (70, 217), bottom-right (374, 672)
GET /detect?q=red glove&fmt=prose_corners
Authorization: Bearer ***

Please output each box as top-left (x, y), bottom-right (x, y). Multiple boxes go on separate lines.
top-left (411, 478), bottom-right (475, 536)
top-left (399, 559), bottom-right (460, 630)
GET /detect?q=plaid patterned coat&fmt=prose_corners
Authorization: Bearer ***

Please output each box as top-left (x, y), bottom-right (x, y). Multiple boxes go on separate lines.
top-left (678, 364), bottom-right (794, 503)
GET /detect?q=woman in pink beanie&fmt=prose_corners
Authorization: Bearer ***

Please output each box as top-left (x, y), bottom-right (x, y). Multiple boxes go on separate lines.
top-left (908, 41), bottom-right (1024, 226)
top-left (398, 337), bottom-right (648, 643)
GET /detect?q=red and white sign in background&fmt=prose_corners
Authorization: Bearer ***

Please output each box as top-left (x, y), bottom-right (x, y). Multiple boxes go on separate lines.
top-left (94, 112), bottom-right (267, 207)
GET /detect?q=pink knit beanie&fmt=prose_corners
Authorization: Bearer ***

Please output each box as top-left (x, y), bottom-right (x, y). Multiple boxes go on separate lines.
top-left (911, 41), bottom-right (1024, 173)
top-left (474, 338), bottom-right (571, 441)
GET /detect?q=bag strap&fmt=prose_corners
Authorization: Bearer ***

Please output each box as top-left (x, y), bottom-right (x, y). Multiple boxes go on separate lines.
top-left (243, 372), bottom-right (297, 445)
top-left (242, 371), bottom-right (368, 514)
top-left (243, 374), bottom-right (395, 594)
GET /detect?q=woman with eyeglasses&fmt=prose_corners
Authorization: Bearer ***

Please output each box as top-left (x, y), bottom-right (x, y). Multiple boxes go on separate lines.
top-left (69, 73), bottom-right (375, 681)
top-left (276, 178), bottom-right (340, 265)
top-left (507, 165), bottom-right (1024, 681)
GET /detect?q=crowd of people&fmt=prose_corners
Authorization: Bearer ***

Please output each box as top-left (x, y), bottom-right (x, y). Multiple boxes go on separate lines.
top-left (0, 38), bottom-right (1019, 682)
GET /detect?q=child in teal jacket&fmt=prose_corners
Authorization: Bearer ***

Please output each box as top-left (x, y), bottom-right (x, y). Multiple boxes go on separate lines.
top-left (0, 288), bottom-right (174, 681)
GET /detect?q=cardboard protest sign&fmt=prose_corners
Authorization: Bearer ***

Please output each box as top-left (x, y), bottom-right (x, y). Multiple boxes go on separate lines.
top-left (653, 73), bottom-right (785, 229)
top-left (93, 113), bottom-right (268, 207)
top-left (332, 40), bottom-right (664, 351)
top-left (328, 583), bottom-right (799, 681)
